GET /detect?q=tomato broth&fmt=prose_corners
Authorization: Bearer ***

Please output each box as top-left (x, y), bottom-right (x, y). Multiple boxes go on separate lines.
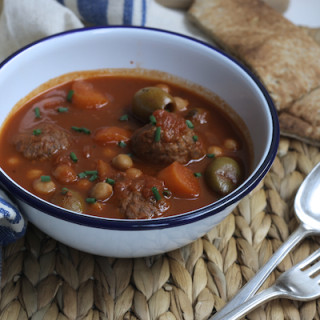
top-left (0, 71), bottom-right (252, 219)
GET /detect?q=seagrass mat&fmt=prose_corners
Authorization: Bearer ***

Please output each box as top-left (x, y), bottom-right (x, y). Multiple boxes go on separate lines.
top-left (1, 136), bottom-right (320, 320)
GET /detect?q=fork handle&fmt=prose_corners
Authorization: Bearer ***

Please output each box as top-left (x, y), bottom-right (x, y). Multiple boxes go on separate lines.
top-left (221, 286), bottom-right (281, 320)
top-left (210, 223), bottom-right (312, 320)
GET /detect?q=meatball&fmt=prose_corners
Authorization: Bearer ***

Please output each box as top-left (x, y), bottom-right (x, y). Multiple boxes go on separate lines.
top-left (114, 173), bottom-right (169, 219)
top-left (13, 124), bottom-right (71, 160)
top-left (131, 110), bottom-right (205, 164)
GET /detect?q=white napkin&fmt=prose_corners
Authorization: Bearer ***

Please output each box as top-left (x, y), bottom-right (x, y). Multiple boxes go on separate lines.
top-left (0, 0), bottom-right (82, 61)
top-left (0, 0), bottom-right (210, 62)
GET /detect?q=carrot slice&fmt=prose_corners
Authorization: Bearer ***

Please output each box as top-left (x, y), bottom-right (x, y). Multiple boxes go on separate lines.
top-left (158, 161), bottom-right (200, 198)
top-left (93, 126), bottom-right (132, 145)
top-left (71, 80), bottom-right (108, 109)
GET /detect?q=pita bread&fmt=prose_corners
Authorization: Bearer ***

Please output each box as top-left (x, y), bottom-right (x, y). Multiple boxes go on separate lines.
top-left (301, 26), bottom-right (320, 46)
top-left (279, 27), bottom-right (320, 145)
top-left (279, 87), bottom-right (320, 146)
top-left (188, 0), bottom-right (320, 111)
top-left (188, 0), bottom-right (320, 145)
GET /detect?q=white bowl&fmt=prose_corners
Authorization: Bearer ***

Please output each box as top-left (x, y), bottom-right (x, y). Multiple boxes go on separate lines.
top-left (0, 27), bottom-right (279, 257)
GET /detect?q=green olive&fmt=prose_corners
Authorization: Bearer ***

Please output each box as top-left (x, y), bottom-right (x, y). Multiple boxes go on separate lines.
top-left (52, 189), bottom-right (85, 213)
top-left (132, 87), bottom-right (176, 122)
top-left (205, 157), bottom-right (242, 196)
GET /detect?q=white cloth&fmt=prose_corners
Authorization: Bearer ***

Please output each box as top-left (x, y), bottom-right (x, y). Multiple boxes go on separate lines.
top-left (0, 0), bottom-right (210, 63)
top-left (0, 0), bottom-right (83, 61)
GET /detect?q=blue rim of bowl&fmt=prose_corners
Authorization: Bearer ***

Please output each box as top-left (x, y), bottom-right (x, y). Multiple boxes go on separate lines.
top-left (0, 26), bottom-right (280, 230)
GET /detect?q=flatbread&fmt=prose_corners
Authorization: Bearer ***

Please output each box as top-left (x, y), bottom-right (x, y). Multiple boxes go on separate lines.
top-left (276, 27), bottom-right (320, 146)
top-left (188, 0), bottom-right (320, 145)
top-left (301, 26), bottom-right (320, 46)
top-left (279, 87), bottom-right (320, 146)
top-left (279, 27), bottom-right (320, 146)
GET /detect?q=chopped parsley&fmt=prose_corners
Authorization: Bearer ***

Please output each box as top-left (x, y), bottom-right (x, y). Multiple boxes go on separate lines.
top-left (106, 178), bottom-right (115, 185)
top-left (57, 107), bottom-right (69, 113)
top-left (61, 187), bottom-right (69, 195)
top-left (33, 129), bottom-right (42, 136)
top-left (40, 175), bottom-right (51, 182)
top-left (185, 120), bottom-right (194, 129)
top-left (85, 197), bottom-right (96, 204)
top-left (154, 126), bottom-right (161, 142)
top-left (34, 107), bottom-right (41, 118)
top-left (119, 114), bottom-right (129, 121)
top-left (84, 170), bottom-right (98, 175)
top-left (71, 126), bottom-right (91, 135)
top-left (78, 170), bottom-right (98, 180)
top-left (78, 172), bottom-right (87, 179)
top-left (149, 115), bottom-right (157, 125)
top-left (152, 186), bottom-right (161, 201)
top-left (70, 152), bottom-right (78, 163)
top-left (163, 190), bottom-right (172, 197)
top-left (67, 90), bottom-right (74, 102)
top-left (89, 174), bottom-right (98, 182)
top-left (118, 141), bottom-right (127, 148)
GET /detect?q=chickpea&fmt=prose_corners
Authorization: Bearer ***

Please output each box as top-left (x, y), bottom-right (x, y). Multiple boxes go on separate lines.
top-left (90, 182), bottom-right (113, 201)
top-left (173, 96), bottom-right (189, 112)
top-left (52, 164), bottom-right (77, 184)
top-left (207, 146), bottom-right (223, 157)
top-left (224, 138), bottom-right (239, 151)
top-left (27, 169), bottom-right (43, 180)
top-left (77, 179), bottom-right (92, 190)
top-left (126, 167), bottom-right (142, 179)
top-left (112, 154), bottom-right (133, 170)
top-left (103, 146), bottom-right (118, 159)
top-left (7, 157), bottom-right (20, 166)
top-left (33, 177), bottom-right (56, 194)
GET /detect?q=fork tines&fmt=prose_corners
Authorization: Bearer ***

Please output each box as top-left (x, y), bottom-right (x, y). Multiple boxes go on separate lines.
top-left (300, 249), bottom-right (320, 280)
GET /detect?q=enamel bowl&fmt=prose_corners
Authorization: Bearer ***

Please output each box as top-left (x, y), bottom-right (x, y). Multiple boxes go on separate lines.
top-left (0, 27), bottom-right (279, 257)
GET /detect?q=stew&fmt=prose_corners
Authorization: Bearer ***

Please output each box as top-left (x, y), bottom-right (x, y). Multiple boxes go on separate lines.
top-left (0, 72), bottom-right (252, 219)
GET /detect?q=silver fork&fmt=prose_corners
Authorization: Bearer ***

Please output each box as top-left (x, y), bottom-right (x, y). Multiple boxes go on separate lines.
top-left (217, 248), bottom-right (320, 320)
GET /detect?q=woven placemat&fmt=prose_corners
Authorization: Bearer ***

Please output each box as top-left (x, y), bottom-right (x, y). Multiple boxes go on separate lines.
top-left (1, 136), bottom-right (320, 320)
